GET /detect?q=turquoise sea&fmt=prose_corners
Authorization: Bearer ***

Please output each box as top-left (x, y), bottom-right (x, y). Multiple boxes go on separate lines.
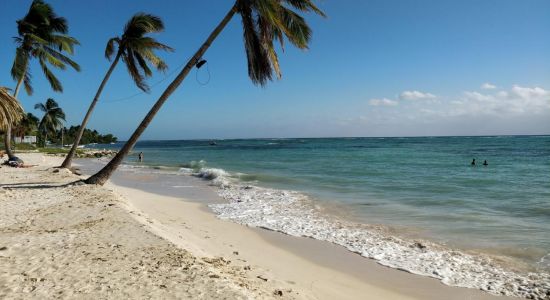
top-left (98, 135), bottom-right (550, 271)
top-left (94, 135), bottom-right (550, 288)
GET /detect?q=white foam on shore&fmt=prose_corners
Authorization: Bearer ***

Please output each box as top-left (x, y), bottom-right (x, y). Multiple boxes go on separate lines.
top-left (110, 161), bottom-right (550, 299)
top-left (199, 168), bottom-right (550, 299)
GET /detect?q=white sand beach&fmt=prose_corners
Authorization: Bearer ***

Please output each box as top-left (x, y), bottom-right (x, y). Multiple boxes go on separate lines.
top-left (0, 153), bottom-right (517, 299)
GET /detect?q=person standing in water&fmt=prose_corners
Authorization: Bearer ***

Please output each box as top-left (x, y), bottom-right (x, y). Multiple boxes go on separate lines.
top-left (138, 152), bottom-right (144, 162)
top-left (483, 160), bottom-right (488, 166)
top-left (471, 158), bottom-right (476, 166)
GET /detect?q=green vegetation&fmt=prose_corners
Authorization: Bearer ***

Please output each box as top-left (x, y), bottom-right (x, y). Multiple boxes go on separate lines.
top-left (35, 98), bottom-right (65, 147)
top-left (58, 126), bottom-right (118, 145)
top-left (3, 0), bottom-right (80, 160)
top-left (37, 147), bottom-right (84, 155)
top-left (14, 143), bottom-right (37, 151)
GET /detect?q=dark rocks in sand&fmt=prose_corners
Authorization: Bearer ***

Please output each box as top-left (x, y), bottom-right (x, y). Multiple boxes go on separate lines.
top-left (70, 167), bottom-right (82, 175)
top-left (0, 246), bottom-right (7, 251)
top-left (274, 290), bottom-right (283, 296)
top-left (412, 242), bottom-right (427, 250)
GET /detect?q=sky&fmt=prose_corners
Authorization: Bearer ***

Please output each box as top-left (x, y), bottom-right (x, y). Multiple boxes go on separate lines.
top-left (1, 0), bottom-right (549, 140)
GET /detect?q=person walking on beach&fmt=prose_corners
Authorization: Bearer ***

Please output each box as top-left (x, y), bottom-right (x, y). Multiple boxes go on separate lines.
top-left (138, 152), bottom-right (143, 162)
top-left (471, 158), bottom-right (476, 166)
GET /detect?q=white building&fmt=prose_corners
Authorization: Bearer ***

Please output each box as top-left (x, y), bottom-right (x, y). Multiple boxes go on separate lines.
top-left (14, 136), bottom-right (37, 144)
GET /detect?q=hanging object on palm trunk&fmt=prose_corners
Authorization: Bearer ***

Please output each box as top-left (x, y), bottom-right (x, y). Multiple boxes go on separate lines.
top-left (195, 59), bottom-right (210, 85)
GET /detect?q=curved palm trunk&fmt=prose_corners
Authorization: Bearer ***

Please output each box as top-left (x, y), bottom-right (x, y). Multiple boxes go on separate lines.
top-left (3, 124), bottom-right (15, 159)
top-left (85, 4), bottom-right (238, 185)
top-left (61, 53), bottom-right (122, 168)
top-left (3, 76), bottom-right (24, 159)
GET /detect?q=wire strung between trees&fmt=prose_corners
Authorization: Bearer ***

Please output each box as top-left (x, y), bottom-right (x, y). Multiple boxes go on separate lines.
top-left (102, 56), bottom-right (212, 104)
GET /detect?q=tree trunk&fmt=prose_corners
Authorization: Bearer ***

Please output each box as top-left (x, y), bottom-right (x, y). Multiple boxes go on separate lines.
top-left (3, 124), bottom-right (14, 159)
top-left (4, 76), bottom-right (25, 159)
top-left (85, 4), bottom-right (238, 185)
top-left (61, 53), bottom-right (122, 168)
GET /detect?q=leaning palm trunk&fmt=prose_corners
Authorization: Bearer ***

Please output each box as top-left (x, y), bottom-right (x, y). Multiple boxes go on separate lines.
top-left (61, 53), bottom-right (122, 168)
top-left (3, 125), bottom-right (15, 159)
top-left (85, 4), bottom-right (238, 185)
top-left (3, 76), bottom-right (24, 159)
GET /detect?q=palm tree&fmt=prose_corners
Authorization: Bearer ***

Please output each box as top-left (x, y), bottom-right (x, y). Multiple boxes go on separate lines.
top-left (12, 113), bottom-right (39, 142)
top-left (60, 13), bottom-right (173, 169)
top-left (0, 88), bottom-right (24, 147)
top-left (35, 98), bottom-right (65, 147)
top-left (4, 0), bottom-right (80, 159)
top-left (85, 0), bottom-right (325, 185)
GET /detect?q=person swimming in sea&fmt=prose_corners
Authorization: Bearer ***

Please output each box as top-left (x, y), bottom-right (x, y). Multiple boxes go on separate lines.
top-left (483, 160), bottom-right (488, 166)
top-left (471, 158), bottom-right (476, 166)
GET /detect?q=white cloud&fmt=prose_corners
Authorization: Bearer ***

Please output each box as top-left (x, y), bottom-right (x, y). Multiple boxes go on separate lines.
top-left (481, 83), bottom-right (497, 90)
top-left (399, 90), bottom-right (436, 101)
top-left (446, 85), bottom-right (550, 116)
top-left (369, 98), bottom-right (398, 106)
top-left (355, 84), bottom-right (550, 136)
top-left (509, 85), bottom-right (550, 99)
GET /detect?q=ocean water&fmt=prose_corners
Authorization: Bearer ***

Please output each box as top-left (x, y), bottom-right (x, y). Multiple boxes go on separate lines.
top-left (94, 136), bottom-right (550, 298)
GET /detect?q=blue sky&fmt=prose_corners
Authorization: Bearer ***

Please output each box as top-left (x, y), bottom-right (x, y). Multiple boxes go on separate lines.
top-left (1, 0), bottom-right (549, 140)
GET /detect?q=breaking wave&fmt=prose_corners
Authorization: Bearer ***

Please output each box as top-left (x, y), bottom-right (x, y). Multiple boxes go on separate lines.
top-left (191, 166), bottom-right (550, 299)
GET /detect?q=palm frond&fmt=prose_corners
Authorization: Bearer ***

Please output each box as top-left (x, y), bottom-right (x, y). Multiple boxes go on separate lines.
top-left (123, 13), bottom-right (165, 38)
top-left (38, 57), bottom-right (63, 92)
top-left (105, 37), bottom-right (120, 60)
top-left (111, 13), bottom-right (172, 90)
top-left (13, 0), bottom-right (80, 95)
top-left (42, 45), bottom-right (80, 71)
top-left (276, 6), bottom-right (311, 49)
top-left (134, 52), bottom-right (153, 77)
top-left (34, 102), bottom-right (46, 112)
top-left (123, 50), bottom-right (148, 92)
top-left (235, 0), bottom-right (325, 85)
top-left (11, 47), bottom-right (29, 84)
top-left (239, 2), bottom-right (273, 86)
top-left (23, 69), bottom-right (33, 95)
top-left (34, 47), bottom-right (66, 69)
top-left (0, 87), bottom-right (24, 131)
top-left (132, 46), bottom-right (169, 72)
top-left (49, 34), bottom-right (80, 54)
top-left (282, 0), bottom-right (326, 17)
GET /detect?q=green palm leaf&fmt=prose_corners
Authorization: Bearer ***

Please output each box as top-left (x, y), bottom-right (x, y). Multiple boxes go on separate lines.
top-left (11, 0), bottom-right (80, 96)
top-left (108, 13), bottom-right (173, 92)
top-left (0, 87), bottom-right (24, 131)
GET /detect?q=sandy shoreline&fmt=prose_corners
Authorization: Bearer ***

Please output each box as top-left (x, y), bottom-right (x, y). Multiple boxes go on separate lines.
top-left (1, 153), bottom-right (516, 299)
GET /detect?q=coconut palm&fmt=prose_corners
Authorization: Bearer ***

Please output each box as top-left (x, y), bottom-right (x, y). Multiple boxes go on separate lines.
top-left (85, 0), bottom-right (325, 185)
top-left (0, 87), bottom-right (24, 139)
top-left (60, 13), bottom-right (173, 169)
top-left (4, 0), bottom-right (80, 159)
top-left (12, 113), bottom-right (39, 142)
top-left (35, 98), bottom-right (65, 147)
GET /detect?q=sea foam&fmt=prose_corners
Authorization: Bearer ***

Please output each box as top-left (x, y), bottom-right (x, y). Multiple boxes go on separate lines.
top-left (199, 167), bottom-right (550, 299)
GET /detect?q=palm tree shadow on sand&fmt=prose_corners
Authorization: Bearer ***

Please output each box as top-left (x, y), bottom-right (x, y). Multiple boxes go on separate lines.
top-left (1, 180), bottom-right (84, 190)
